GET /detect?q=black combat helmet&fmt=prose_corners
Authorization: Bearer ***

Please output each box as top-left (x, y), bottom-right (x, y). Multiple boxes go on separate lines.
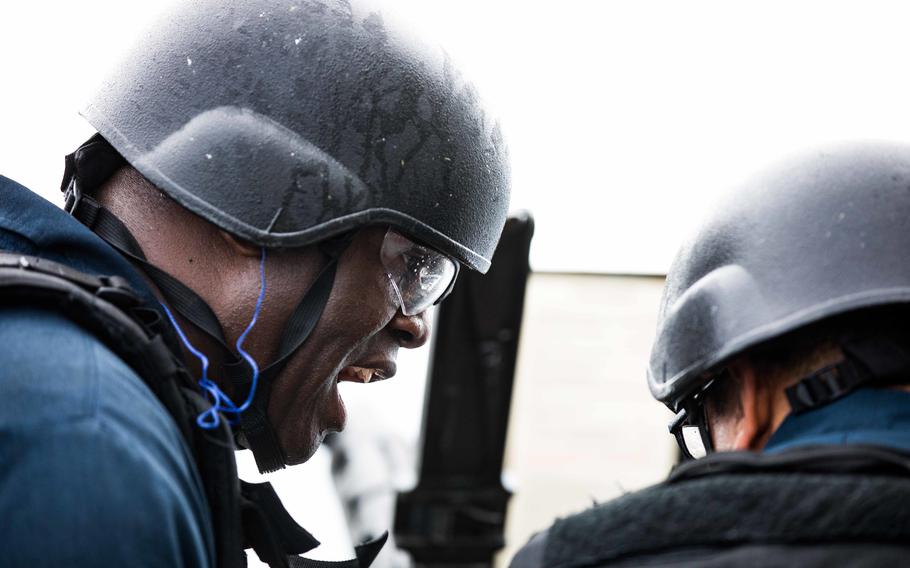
top-left (81, 0), bottom-right (509, 273)
top-left (64, 0), bottom-right (510, 473)
top-left (650, 143), bottom-right (910, 413)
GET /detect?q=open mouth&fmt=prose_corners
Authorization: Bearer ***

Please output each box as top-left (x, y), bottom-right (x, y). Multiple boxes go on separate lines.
top-left (337, 363), bottom-right (396, 384)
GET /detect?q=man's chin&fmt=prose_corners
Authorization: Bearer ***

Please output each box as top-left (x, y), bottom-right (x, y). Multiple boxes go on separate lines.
top-left (282, 432), bottom-right (328, 466)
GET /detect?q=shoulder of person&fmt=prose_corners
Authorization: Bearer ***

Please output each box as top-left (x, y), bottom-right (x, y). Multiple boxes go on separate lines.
top-left (0, 304), bottom-right (215, 565)
top-left (519, 461), bottom-right (910, 567)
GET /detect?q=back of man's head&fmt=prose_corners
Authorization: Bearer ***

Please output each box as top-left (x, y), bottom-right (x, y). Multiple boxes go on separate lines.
top-left (648, 143), bottom-right (910, 459)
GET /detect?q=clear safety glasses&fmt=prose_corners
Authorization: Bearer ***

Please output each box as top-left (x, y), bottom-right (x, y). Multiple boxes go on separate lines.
top-left (380, 228), bottom-right (459, 316)
top-left (668, 378), bottom-right (718, 460)
top-left (669, 404), bottom-right (712, 460)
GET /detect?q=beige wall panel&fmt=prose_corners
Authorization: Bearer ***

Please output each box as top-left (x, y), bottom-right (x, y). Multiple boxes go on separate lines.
top-left (500, 273), bottom-right (675, 565)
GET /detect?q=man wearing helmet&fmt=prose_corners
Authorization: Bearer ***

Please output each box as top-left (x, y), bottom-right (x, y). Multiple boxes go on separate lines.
top-left (0, 1), bottom-right (508, 566)
top-left (512, 144), bottom-right (910, 567)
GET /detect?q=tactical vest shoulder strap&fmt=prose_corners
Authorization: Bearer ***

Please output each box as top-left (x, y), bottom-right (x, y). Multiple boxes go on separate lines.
top-left (0, 252), bottom-right (195, 438)
top-left (0, 251), bottom-right (247, 567)
top-left (668, 443), bottom-right (910, 482)
top-left (0, 251), bottom-right (384, 568)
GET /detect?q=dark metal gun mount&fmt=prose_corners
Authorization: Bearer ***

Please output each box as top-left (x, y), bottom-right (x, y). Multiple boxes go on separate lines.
top-left (395, 214), bottom-right (534, 568)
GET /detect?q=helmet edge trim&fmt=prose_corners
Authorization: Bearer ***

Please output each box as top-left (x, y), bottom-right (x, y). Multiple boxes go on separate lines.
top-left (649, 288), bottom-right (910, 410)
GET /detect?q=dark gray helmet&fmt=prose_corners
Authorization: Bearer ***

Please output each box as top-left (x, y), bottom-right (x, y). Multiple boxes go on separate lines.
top-left (82, 0), bottom-right (509, 272)
top-left (650, 142), bottom-right (910, 410)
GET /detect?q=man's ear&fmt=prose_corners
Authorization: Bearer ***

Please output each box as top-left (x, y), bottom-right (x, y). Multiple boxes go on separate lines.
top-left (219, 230), bottom-right (260, 257)
top-left (729, 360), bottom-right (775, 451)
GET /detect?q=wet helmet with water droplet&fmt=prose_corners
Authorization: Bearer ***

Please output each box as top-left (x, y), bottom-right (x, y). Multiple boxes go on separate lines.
top-left (81, 0), bottom-right (509, 272)
top-left (650, 142), bottom-right (910, 411)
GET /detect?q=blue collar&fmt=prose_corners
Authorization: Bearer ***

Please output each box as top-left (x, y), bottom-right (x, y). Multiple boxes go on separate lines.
top-left (765, 388), bottom-right (910, 454)
top-left (0, 175), bottom-right (157, 305)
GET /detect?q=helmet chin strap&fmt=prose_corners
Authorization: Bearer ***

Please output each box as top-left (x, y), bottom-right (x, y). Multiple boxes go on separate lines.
top-left (786, 333), bottom-right (910, 416)
top-left (234, 258), bottom-right (341, 473)
top-left (63, 139), bottom-right (346, 473)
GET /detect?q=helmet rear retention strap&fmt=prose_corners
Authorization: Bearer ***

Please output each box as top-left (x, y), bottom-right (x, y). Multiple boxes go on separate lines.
top-left (786, 334), bottom-right (910, 414)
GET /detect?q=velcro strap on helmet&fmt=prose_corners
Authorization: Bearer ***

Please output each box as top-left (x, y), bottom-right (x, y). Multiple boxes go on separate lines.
top-left (785, 360), bottom-right (865, 414)
top-left (786, 334), bottom-right (910, 414)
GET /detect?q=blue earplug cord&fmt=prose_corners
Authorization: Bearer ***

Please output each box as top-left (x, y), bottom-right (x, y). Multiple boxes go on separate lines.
top-left (160, 248), bottom-right (267, 429)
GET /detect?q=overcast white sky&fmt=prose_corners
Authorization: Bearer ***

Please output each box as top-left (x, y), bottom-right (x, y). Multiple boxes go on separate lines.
top-left (3, 0), bottom-right (910, 274)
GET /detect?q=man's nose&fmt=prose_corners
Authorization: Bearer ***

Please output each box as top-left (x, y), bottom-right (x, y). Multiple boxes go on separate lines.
top-left (388, 309), bottom-right (431, 349)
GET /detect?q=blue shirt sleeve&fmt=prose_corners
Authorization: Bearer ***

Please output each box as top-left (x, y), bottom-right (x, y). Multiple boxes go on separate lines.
top-left (0, 307), bottom-right (215, 567)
